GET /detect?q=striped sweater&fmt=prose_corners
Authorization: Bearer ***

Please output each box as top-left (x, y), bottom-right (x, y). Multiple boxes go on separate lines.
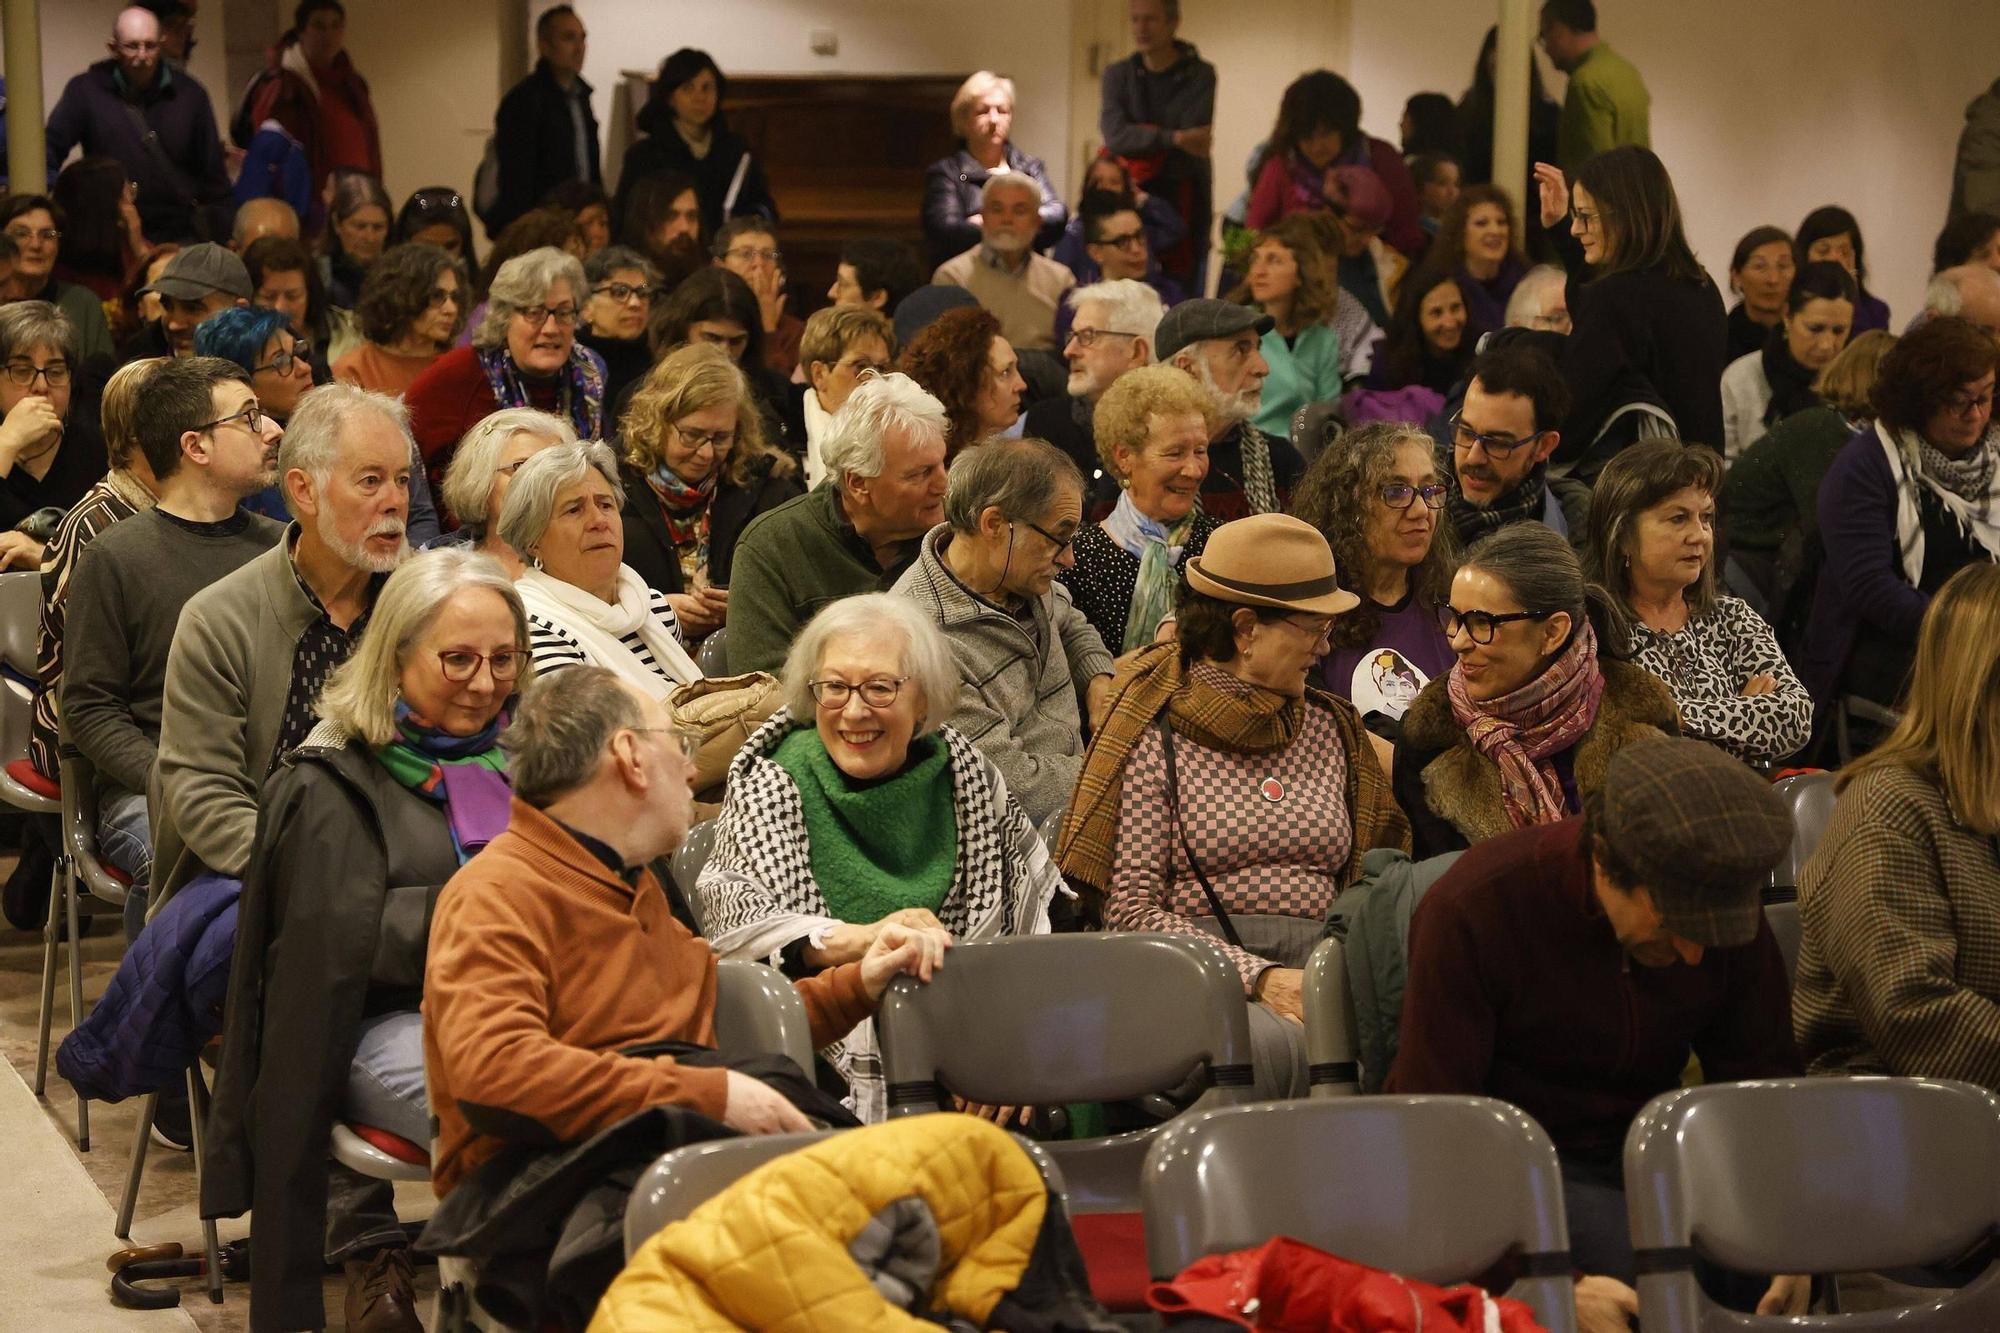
top-left (524, 584), bottom-right (697, 686)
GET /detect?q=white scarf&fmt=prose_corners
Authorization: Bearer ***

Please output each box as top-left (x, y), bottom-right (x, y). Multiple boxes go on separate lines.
top-left (1875, 420), bottom-right (2000, 586)
top-left (802, 388), bottom-right (835, 489)
top-left (515, 565), bottom-right (701, 699)
top-left (279, 41), bottom-right (321, 103)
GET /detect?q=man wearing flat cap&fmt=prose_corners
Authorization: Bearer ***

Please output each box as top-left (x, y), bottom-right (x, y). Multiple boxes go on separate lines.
top-left (123, 241), bottom-right (251, 362)
top-left (1388, 737), bottom-right (1807, 1324)
top-left (1156, 298), bottom-right (1303, 521)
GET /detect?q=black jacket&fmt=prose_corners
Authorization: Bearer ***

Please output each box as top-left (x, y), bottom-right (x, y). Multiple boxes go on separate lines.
top-left (203, 730), bottom-right (466, 1332)
top-left (921, 143), bottom-right (1068, 268)
top-left (44, 59), bottom-right (232, 242)
top-left (490, 60), bottom-right (600, 234)
top-left (618, 457), bottom-right (805, 597)
top-left (615, 113), bottom-right (776, 239)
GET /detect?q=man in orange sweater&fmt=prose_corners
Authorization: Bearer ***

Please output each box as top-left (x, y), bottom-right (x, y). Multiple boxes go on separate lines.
top-left (423, 665), bottom-right (951, 1199)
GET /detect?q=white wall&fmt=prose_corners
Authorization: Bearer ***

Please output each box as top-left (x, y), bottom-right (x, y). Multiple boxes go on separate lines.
top-left (340, 0), bottom-right (504, 213)
top-left (1342, 0), bottom-right (1987, 321)
top-left (572, 0), bottom-right (1076, 199)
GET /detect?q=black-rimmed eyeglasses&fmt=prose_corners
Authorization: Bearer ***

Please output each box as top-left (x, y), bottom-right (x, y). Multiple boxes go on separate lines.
top-left (194, 404), bottom-right (268, 435)
top-left (1437, 604), bottom-right (1554, 644)
top-left (808, 676), bottom-right (910, 709)
top-left (1381, 482), bottom-right (1448, 511)
top-left (1449, 412), bottom-right (1547, 461)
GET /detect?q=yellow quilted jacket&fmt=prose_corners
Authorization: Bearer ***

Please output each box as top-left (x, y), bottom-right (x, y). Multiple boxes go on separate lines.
top-left (589, 1116), bottom-right (1052, 1331)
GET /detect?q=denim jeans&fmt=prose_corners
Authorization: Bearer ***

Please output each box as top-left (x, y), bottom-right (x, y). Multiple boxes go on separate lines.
top-left (326, 1009), bottom-right (431, 1262)
top-left (96, 786), bottom-right (152, 942)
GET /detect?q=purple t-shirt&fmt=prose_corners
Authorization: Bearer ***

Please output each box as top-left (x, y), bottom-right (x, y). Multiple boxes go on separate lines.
top-left (1319, 592), bottom-right (1457, 722)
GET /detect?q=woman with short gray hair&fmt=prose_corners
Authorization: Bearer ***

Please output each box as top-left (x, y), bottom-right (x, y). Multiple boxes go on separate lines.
top-left (404, 245), bottom-right (607, 477)
top-left (0, 300), bottom-right (103, 566)
top-left (430, 407), bottom-right (574, 575)
top-left (501, 441), bottom-right (702, 695)
top-left (697, 591), bottom-right (1062, 1122)
top-left (207, 545), bottom-right (527, 1330)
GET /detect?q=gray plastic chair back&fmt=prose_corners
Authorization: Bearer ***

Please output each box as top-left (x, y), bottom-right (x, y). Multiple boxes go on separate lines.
top-left (1768, 772), bottom-right (1836, 896)
top-left (1763, 901), bottom-right (1800, 980)
top-left (1143, 1098), bottom-right (1578, 1332)
top-left (696, 627), bottom-right (730, 676)
top-left (1289, 399), bottom-right (1342, 467)
top-left (670, 819), bottom-right (718, 932)
top-left (876, 933), bottom-right (1255, 1212)
top-left (1625, 1077), bottom-right (2000, 1330)
top-left (58, 753), bottom-right (129, 910)
top-left (0, 570), bottom-right (41, 763)
top-left (623, 1129), bottom-right (1070, 1259)
top-left (713, 959), bottom-right (814, 1076)
top-left (1303, 936), bottom-right (1359, 1097)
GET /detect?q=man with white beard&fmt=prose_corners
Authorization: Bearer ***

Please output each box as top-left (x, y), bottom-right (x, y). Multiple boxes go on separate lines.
top-left (1157, 299), bottom-right (1305, 520)
top-left (934, 173), bottom-right (1076, 400)
top-left (1023, 278), bottom-right (1162, 509)
top-left (153, 383), bottom-right (412, 903)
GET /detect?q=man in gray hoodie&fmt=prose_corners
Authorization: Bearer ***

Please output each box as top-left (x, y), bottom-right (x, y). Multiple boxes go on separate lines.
top-left (1099, 0), bottom-right (1216, 288)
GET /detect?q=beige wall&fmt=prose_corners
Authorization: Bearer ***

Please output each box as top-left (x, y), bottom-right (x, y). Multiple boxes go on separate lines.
top-left (339, 0), bottom-right (505, 222)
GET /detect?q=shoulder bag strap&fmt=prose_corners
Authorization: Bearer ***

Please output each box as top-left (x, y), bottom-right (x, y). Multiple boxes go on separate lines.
top-left (1155, 713), bottom-right (1243, 949)
top-left (117, 99), bottom-right (208, 238)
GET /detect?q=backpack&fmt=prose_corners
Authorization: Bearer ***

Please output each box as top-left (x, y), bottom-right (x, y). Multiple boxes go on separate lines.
top-left (1324, 847), bottom-right (1463, 1091)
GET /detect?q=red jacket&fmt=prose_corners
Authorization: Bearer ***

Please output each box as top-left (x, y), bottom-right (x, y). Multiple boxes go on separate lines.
top-left (235, 44), bottom-right (381, 197)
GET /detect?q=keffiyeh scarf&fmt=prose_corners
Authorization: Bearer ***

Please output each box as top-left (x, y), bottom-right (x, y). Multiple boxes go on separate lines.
top-left (1447, 619), bottom-right (1606, 830)
top-left (1877, 420), bottom-right (2000, 586)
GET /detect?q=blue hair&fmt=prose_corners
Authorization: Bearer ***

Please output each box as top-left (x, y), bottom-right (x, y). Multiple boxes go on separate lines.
top-left (192, 304), bottom-right (292, 373)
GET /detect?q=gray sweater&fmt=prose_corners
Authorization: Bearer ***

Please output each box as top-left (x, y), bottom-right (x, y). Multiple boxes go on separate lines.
top-left (893, 524), bottom-right (1114, 826)
top-left (61, 507), bottom-right (283, 801)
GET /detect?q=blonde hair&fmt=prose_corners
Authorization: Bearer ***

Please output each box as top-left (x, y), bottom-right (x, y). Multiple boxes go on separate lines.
top-left (798, 304), bottom-right (894, 372)
top-left (1091, 363), bottom-right (1219, 477)
top-left (101, 357), bottom-right (165, 471)
top-left (439, 408), bottom-right (575, 532)
top-left (1841, 563), bottom-right (2000, 834)
top-left (1813, 328), bottom-right (1896, 420)
top-left (619, 342), bottom-right (794, 489)
top-left (317, 547), bottom-right (532, 746)
top-left (949, 71), bottom-right (1016, 138)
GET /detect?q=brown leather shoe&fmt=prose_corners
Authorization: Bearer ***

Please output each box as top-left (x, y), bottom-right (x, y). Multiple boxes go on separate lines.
top-left (343, 1247), bottom-right (424, 1333)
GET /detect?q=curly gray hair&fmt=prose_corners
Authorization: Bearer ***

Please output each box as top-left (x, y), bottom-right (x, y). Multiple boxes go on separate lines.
top-left (474, 246), bottom-right (589, 351)
top-left (495, 439), bottom-right (623, 560)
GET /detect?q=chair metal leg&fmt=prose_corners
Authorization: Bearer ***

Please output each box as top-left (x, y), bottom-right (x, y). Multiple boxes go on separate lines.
top-left (31, 853), bottom-right (59, 1096)
top-left (61, 857), bottom-right (88, 1151)
top-left (116, 1090), bottom-right (159, 1241)
top-left (185, 1068), bottom-right (222, 1304)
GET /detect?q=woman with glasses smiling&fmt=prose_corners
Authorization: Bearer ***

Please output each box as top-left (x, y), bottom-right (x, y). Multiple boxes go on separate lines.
top-left (1393, 521), bottom-right (1677, 858)
top-left (1290, 422), bottom-right (1458, 740)
top-left (616, 343), bottom-right (802, 640)
top-left (207, 547), bottom-right (527, 1331)
top-left (697, 593), bottom-right (1061, 1122)
top-left (1800, 317), bottom-right (2000, 730)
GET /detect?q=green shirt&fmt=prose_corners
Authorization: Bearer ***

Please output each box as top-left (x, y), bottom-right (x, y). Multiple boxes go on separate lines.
top-left (1558, 42), bottom-right (1651, 172)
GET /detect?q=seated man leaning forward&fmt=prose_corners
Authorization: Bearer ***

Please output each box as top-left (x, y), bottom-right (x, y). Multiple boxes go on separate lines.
top-left (421, 665), bottom-right (949, 1323)
top-left (1386, 737), bottom-right (1808, 1326)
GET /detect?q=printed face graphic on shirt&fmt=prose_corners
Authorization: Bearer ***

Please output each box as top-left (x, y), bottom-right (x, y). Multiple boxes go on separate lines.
top-left (1352, 648), bottom-right (1428, 720)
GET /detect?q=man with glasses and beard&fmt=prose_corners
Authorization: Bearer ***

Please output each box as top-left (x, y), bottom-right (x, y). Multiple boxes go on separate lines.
top-left (153, 383), bottom-right (411, 905)
top-left (1441, 343), bottom-right (1590, 547)
top-left (1156, 298), bottom-right (1304, 520)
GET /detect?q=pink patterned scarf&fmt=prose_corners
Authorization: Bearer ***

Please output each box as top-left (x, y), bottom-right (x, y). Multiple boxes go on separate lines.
top-left (1447, 620), bottom-right (1606, 829)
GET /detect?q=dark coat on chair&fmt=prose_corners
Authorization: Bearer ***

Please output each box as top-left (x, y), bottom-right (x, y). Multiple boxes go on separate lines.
top-left (202, 728), bottom-right (464, 1333)
top-left (618, 458), bottom-right (805, 597)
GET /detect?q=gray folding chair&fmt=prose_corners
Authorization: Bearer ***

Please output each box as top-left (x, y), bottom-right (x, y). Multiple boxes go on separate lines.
top-left (1625, 1077), bottom-right (2000, 1330)
top-left (713, 958), bottom-right (814, 1078)
top-left (1303, 936), bottom-right (1359, 1097)
top-left (1289, 399), bottom-right (1343, 467)
top-left (1763, 901), bottom-right (1801, 980)
top-left (1767, 771), bottom-right (1836, 900)
top-left (875, 933), bottom-right (1256, 1213)
top-left (1143, 1098), bottom-right (1579, 1332)
top-left (696, 626), bottom-right (730, 676)
top-left (670, 819), bottom-right (718, 931)
top-left (1836, 696), bottom-right (1901, 766)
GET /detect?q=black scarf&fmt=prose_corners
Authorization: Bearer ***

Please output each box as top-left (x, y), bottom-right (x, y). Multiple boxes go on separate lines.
top-left (1760, 332), bottom-right (1822, 428)
top-left (1446, 459), bottom-right (1548, 542)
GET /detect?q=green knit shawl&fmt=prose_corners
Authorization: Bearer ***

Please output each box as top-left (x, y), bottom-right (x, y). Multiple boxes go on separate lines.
top-left (771, 726), bottom-right (957, 923)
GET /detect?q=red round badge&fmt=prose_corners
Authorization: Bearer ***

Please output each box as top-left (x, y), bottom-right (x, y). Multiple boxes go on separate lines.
top-left (1260, 778), bottom-right (1285, 803)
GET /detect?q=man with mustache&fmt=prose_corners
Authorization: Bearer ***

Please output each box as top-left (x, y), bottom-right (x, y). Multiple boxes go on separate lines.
top-left (154, 383), bottom-right (411, 906)
top-left (1441, 343), bottom-right (1590, 548)
top-left (1156, 298), bottom-right (1304, 521)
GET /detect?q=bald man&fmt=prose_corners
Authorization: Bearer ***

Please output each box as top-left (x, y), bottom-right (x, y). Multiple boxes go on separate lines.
top-left (1920, 264), bottom-right (2000, 344)
top-left (231, 197), bottom-right (301, 252)
top-left (46, 5), bottom-right (232, 243)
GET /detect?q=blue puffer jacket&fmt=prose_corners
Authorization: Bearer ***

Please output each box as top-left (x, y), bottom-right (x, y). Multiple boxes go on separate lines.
top-left (57, 873), bottom-right (238, 1102)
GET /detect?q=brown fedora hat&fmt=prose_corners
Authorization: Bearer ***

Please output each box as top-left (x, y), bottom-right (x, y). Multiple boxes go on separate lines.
top-left (1184, 514), bottom-right (1362, 616)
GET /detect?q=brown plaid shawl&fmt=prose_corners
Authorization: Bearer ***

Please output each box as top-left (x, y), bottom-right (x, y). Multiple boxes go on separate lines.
top-left (1057, 642), bottom-right (1409, 917)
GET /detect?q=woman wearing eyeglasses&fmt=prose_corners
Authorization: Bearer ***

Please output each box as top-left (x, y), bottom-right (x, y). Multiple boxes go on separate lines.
top-left (1586, 441), bottom-right (1811, 765)
top-left (332, 242), bottom-right (467, 398)
top-left (0, 302), bottom-right (109, 569)
top-left (498, 441), bottom-right (701, 696)
top-left (1290, 422), bottom-right (1458, 742)
top-left (1, 194), bottom-right (116, 364)
top-left (697, 593), bottom-right (1061, 1122)
top-left (1392, 521), bottom-right (1677, 859)
top-left (578, 245), bottom-right (661, 415)
top-left (405, 247), bottom-right (606, 491)
top-left (207, 547), bottom-right (526, 1332)
top-left (616, 343), bottom-right (802, 641)
top-left (1800, 317), bottom-right (2000, 730)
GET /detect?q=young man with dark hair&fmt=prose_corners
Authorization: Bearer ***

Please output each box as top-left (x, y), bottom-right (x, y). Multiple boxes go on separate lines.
top-left (1441, 341), bottom-right (1588, 545)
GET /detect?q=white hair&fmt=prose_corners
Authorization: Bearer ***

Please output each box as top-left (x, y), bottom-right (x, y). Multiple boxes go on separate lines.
top-left (780, 593), bottom-right (961, 734)
top-left (980, 173), bottom-right (1042, 214)
top-left (1504, 264), bottom-right (1567, 328)
top-left (440, 408), bottom-right (576, 531)
top-left (1068, 279), bottom-right (1165, 354)
top-left (1922, 266), bottom-right (2000, 318)
top-left (819, 371), bottom-right (948, 489)
top-left (278, 382), bottom-right (413, 519)
top-left (475, 246), bottom-right (589, 350)
top-left (495, 439), bottom-right (623, 559)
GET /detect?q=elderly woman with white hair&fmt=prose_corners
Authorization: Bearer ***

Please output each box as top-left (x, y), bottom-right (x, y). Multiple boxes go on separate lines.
top-left (499, 439), bottom-right (702, 694)
top-left (206, 546), bottom-right (530, 1333)
top-left (428, 407), bottom-right (576, 575)
top-left (404, 245), bottom-right (608, 489)
top-left (696, 592), bottom-right (1063, 1121)
top-left (921, 69), bottom-right (1067, 268)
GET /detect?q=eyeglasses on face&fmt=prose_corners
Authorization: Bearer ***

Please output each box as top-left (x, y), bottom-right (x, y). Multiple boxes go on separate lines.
top-left (1945, 389), bottom-right (1996, 418)
top-left (435, 648), bottom-right (527, 682)
top-left (1018, 520), bottom-right (1076, 555)
top-left (672, 423), bottom-right (736, 455)
top-left (1381, 481), bottom-right (1448, 511)
top-left (252, 341), bottom-right (312, 377)
top-left (1067, 327), bottom-right (1145, 350)
top-left (5, 226), bottom-right (59, 246)
top-left (2, 360), bottom-right (71, 388)
top-left (1437, 604), bottom-right (1554, 644)
top-left (1449, 412), bottom-right (1544, 461)
top-left (592, 281), bottom-right (657, 306)
top-left (724, 246), bottom-right (782, 266)
top-left (1281, 614), bottom-right (1336, 641)
top-left (427, 285), bottom-right (462, 309)
top-left (808, 675), bottom-right (910, 710)
top-left (516, 304), bottom-right (579, 328)
top-left (1092, 229), bottom-right (1147, 251)
top-left (625, 724), bottom-right (704, 762)
top-left (1571, 207), bottom-right (1612, 231)
top-left (194, 403), bottom-right (268, 435)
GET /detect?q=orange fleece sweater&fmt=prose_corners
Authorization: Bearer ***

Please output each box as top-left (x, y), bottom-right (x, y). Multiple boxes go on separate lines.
top-left (423, 798), bottom-right (874, 1196)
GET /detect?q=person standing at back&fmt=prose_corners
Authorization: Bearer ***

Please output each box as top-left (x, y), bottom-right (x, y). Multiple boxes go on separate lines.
top-left (488, 5), bottom-right (599, 237)
top-left (1098, 0), bottom-right (1216, 290)
top-left (1539, 0), bottom-right (1650, 173)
